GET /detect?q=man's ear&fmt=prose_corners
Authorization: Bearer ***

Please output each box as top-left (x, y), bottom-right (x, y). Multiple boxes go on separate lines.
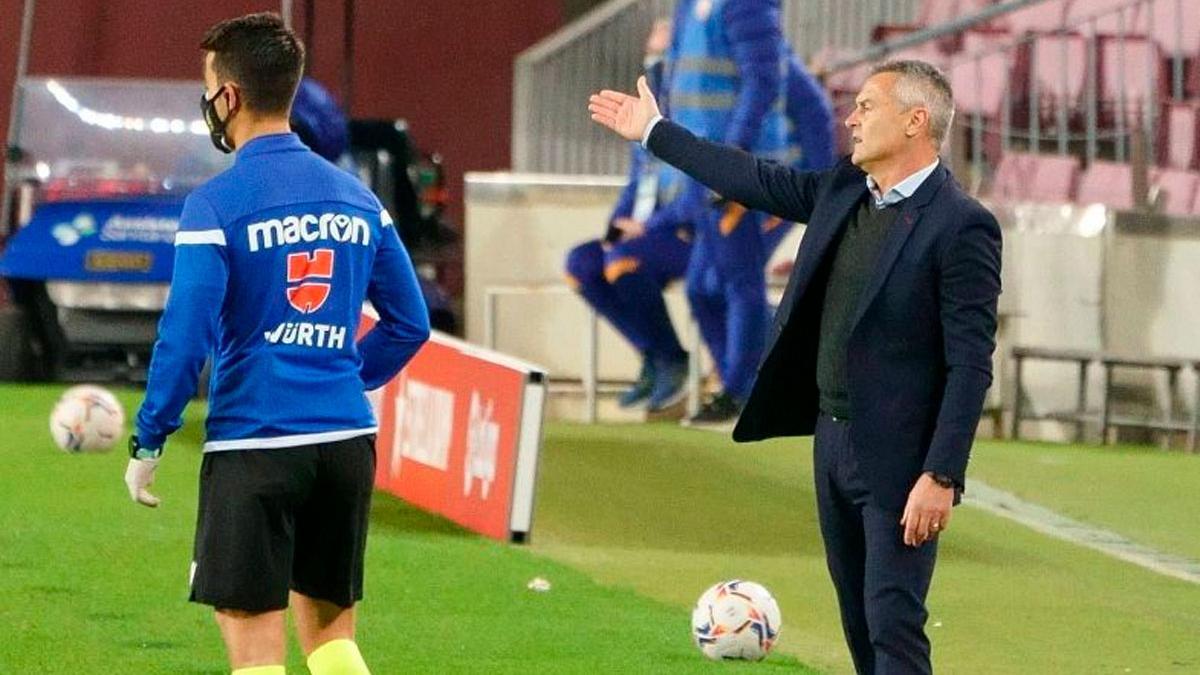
top-left (223, 82), bottom-right (242, 114)
top-left (906, 107), bottom-right (929, 139)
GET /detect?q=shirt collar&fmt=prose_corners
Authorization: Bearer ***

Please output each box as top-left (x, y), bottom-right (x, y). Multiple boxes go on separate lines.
top-left (235, 132), bottom-right (307, 161)
top-left (865, 158), bottom-right (940, 208)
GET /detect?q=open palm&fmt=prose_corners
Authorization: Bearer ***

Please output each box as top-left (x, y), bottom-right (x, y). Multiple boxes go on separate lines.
top-left (588, 76), bottom-right (661, 142)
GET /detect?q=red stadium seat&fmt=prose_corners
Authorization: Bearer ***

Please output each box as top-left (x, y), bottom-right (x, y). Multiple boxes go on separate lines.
top-left (960, 0), bottom-right (995, 13)
top-left (1066, 0), bottom-right (1141, 36)
top-left (1191, 175), bottom-right (1200, 213)
top-left (999, 1), bottom-right (1068, 35)
top-left (891, 40), bottom-right (948, 68)
top-left (1134, 0), bottom-right (1200, 56)
top-left (1077, 160), bottom-right (1134, 209)
top-left (1026, 33), bottom-right (1089, 116)
top-left (1160, 102), bottom-right (1200, 169)
top-left (1150, 167), bottom-right (1200, 215)
top-left (1099, 37), bottom-right (1165, 123)
top-left (918, 0), bottom-right (960, 27)
top-left (949, 30), bottom-right (1015, 119)
top-left (816, 47), bottom-right (871, 97)
top-left (990, 151), bottom-right (1080, 203)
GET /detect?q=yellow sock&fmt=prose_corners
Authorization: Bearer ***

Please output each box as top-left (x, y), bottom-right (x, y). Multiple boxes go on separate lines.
top-left (231, 666), bottom-right (285, 675)
top-left (306, 639), bottom-right (370, 675)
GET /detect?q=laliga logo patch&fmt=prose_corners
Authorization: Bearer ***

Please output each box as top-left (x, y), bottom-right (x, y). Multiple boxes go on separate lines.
top-left (51, 214), bottom-right (97, 247)
top-left (464, 391), bottom-right (500, 500)
top-left (286, 248), bottom-right (334, 313)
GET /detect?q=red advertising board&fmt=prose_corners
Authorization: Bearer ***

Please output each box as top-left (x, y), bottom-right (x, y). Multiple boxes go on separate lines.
top-left (359, 310), bottom-right (546, 542)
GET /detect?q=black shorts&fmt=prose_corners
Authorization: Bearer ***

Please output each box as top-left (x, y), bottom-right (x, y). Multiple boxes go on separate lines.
top-left (188, 434), bottom-right (376, 612)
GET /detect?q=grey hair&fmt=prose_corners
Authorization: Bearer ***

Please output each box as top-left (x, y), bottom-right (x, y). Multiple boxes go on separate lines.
top-left (870, 59), bottom-right (956, 148)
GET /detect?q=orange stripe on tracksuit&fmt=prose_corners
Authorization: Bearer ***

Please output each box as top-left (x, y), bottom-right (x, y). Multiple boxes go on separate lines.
top-left (718, 203), bottom-right (747, 236)
top-left (604, 257), bottom-right (641, 283)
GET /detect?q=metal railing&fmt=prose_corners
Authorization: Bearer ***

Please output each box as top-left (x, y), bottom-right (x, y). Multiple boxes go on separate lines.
top-left (826, 0), bottom-right (1196, 205)
top-left (512, 0), bottom-right (919, 174)
top-left (513, 0), bottom-right (1198, 208)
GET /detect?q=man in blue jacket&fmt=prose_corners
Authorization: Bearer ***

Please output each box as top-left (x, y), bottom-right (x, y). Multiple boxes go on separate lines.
top-left (565, 20), bottom-right (692, 413)
top-left (663, 0), bottom-right (834, 424)
top-left (124, 13), bottom-right (429, 675)
top-left (590, 59), bottom-right (1001, 673)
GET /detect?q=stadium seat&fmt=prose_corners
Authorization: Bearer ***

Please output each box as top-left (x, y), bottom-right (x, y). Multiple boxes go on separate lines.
top-left (960, 0), bottom-right (995, 14)
top-left (999, 1), bottom-right (1068, 35)
top-left (1134, 0), bottom-right (1200, 56)
top-left (1024, 33), bottom-right (1089, 117)
top-left (815, 47), bottom-right (871, 97)
top-left (1077, 160), bottom-right (1135, 209)
top-left (915, 0), bottom-right (977, 52)
top-left (891, 40), bottom-right (947, 69)
top-left (917, 0), bottom-right (959, 27)
top-left (1150, 167), bottom-right (1200, 215)
top-left (950, 30), bottom-right (1014, 119)
top-left (872, 23), bottom-right (920, 45)
top-left (1066, 0), bottom-right (1141, 36)
top-left (1159, 102), bottom-right (1199, 169)
top-left (1099, 37), bottom-right (1165, 124)
top-left (989, 151), bottom-right (1080, 203)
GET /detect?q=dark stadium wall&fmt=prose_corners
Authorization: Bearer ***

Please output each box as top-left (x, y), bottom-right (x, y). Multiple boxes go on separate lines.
top-left (0, 0), bottom-right (565, 230)
top-left (342, 1), bottom-right (565, 228)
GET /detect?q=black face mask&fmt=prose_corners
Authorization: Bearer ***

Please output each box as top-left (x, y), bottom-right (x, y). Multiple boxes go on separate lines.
top-left (200, 86), bottom-right (235, 154)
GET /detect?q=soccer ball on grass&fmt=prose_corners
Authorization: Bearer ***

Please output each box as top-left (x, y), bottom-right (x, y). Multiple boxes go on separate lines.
top-left (49, 385), bottom-right (125, 453)
top-left (691, 579), bottom-right (782, 661)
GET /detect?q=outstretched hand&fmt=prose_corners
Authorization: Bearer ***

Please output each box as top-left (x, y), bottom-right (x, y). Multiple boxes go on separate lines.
top-left (588, 76), bottom-right (662, 142)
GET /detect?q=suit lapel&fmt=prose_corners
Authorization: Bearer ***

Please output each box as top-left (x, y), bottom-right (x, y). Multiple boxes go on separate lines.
top-left (851, 164), bottom-right (950, 328)
top-left (776, 179), bottom-right (867, 327)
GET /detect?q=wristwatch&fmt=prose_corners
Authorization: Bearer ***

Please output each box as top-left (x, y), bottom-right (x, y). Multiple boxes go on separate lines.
top-left (926, 471), bottom-right (957, 489)
top-left (128, 435), bottom-right (163, 461)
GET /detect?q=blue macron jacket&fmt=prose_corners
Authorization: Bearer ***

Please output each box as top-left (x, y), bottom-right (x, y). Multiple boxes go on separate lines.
top-left (136, 133), bottom-right (430, 452)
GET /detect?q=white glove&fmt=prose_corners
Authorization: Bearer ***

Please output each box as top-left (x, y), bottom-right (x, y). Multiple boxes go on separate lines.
top-left (124, 458), bottom-right (161, 507)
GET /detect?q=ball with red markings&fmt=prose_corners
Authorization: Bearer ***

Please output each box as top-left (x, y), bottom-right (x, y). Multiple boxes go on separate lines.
top-left (49, 385), bottom-right (125, 453)
top-left (691, 579), bottom-right (782, 661)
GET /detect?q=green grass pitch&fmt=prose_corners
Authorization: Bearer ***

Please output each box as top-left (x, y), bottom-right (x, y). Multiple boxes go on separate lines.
top-left (2, 383), bottom-right (1199, 673)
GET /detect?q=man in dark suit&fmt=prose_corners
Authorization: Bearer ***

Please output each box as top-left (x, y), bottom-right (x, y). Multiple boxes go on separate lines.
top-left (589, 60), bottom-right (1001, 674)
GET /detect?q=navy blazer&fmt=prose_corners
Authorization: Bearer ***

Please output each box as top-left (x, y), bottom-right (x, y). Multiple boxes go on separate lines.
top-left (647, 119), bottom-right (1002, 511)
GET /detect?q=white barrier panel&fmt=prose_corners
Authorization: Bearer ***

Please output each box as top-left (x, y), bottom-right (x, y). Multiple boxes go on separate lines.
top-left (359, 311), bottom-right (547, 543)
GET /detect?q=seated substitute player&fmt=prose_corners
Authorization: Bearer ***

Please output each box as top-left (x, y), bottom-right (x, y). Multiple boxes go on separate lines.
top-left (565, 19), bottom-right (692, 414)
top-left (122, 13), bottom-right (430, 675)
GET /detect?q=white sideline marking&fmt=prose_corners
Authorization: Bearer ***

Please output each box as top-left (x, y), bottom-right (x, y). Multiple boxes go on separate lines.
top-left (683, 424), bottom-right (1200, 584)
top-left (965, 480), bottom-right (1200, 585)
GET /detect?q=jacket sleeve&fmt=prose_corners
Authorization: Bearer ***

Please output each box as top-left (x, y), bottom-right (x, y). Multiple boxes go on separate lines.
top-left (722, 0), bottom-right (785, 150)
top-left (135, 194), bottom-right (227, 449)
top-left (923, 208), bottom-right (1003, 484)
top-left (647, 118), bottom-right (829, 224)
top-left (358, 210), bottom-right (431, 390)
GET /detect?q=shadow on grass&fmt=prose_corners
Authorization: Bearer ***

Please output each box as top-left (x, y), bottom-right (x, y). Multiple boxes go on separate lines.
top-left (535, 424), bottom-right (820, 556)
top-left (369, 492), bottom-right (474, 539)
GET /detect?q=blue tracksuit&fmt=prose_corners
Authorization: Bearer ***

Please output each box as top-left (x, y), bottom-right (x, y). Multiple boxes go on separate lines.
top-left (667, 0), bottom-right (834, 401)
top-left (565, 58), bottom-right (691, 365)
top-left (135, 133), bottom-right (430, 452)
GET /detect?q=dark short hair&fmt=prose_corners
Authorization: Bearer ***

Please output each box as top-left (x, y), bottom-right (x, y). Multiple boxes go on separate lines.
top-left (200, 12), bottom-right (305, 115)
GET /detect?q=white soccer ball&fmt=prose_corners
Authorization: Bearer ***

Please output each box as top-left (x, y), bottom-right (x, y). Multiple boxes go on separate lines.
top-left (49, 385), bottom-right (125, 453)
top-left (691, 579), bottom-right (782, 661)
